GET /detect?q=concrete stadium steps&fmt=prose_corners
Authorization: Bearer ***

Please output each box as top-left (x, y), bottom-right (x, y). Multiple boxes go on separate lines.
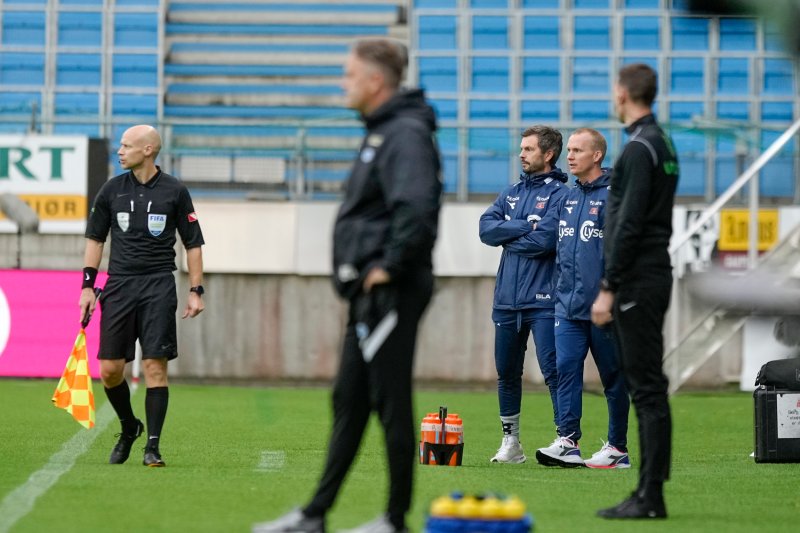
top-left (163, 1), bottom-right (407, 188)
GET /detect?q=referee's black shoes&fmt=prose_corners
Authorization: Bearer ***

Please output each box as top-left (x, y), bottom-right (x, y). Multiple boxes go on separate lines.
top-left (108, 419), bottom-right (144, 464)
top-left (143, 447), bottom-right (166, 468)
top-left (597, 492), bottom-right (667, 519)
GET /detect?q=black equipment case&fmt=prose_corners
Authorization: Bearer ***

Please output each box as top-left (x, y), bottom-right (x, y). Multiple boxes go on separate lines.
top-left (754, 386), bottom-right (800, 463)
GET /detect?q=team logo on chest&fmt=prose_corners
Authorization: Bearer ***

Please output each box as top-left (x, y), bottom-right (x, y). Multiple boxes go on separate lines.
top-left (148, 214), bottom-right (167, 236)
top-left (117, 212), bottom-right (130, 232)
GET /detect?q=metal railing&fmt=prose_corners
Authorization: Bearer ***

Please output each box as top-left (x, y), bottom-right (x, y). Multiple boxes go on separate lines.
top-left (665, 117), bottom-right (800, 393)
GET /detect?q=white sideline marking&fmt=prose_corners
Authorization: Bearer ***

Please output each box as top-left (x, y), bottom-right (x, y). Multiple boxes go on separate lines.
top-left (0, 402), bottom-right (115, 533)
top-left (254, 450), bottom-right (286, 472)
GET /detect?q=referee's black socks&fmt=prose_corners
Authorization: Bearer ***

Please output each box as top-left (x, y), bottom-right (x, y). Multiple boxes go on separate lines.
top-left (104, 381), bottom-right (137, 434)
top-left (145, 386), bottom-right (169, 451)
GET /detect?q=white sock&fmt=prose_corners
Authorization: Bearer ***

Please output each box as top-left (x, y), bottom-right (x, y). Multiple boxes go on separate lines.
top-left (500, 414), bottom-right (520, 438)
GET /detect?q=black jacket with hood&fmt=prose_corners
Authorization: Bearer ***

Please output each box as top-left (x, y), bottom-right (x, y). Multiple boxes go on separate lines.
top-left (332, 88), bottom-right (442, 300)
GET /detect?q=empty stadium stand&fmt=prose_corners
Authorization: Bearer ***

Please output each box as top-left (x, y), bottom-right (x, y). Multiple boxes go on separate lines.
top-left (0, 0), bottom-right (796, 200)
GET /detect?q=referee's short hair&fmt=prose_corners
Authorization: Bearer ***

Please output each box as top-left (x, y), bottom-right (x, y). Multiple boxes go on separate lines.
top-left (353, 38), bottom-right (408, 89)
top-left (618, 63), bottom-right (658, 107)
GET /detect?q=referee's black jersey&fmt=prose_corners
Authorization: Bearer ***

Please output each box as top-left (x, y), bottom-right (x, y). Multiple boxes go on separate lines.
top-left (85, 168), bottom-right (205, 275)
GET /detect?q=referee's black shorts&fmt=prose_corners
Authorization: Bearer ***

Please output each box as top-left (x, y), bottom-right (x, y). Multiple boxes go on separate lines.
top-left (98, 272), bottom-right (178, 362)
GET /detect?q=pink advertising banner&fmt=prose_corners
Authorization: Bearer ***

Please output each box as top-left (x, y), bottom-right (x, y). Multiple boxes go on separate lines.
top-left (0, 269), bottom-right (107, 378)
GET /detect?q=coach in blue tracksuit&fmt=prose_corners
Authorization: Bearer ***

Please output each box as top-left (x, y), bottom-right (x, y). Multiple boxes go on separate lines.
top-left (535, 128), bottom-right (630, 469)
top-left (480, 125), bottom-right (567, 464)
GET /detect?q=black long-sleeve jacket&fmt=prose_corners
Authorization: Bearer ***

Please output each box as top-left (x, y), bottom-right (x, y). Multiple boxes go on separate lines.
top-left (332, 89), bottom-right (442, 299)
top-left (603, 114), bottom-right (679, 291)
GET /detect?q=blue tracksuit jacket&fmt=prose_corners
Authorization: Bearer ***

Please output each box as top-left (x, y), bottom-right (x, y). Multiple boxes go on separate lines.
top-left (554, 169), bottom-right (611, 320)
top-left (479, 168), bottom-right (568, 310)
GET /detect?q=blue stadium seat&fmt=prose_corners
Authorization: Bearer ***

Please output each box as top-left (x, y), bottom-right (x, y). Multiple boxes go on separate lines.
top-left (761, 102), bottom-right (793, 122)
top-left (113, 54), bottom-right (158, 87)
top-left (523, 16), bottom-right (559, 50)
top-left (166, 23), bottom-right (388, 36)
top-left (54, 92), bottom-right (99, 115)
top-left (414, 0), bottom-right (456, 7)
top-left (624, 17), bottom-right (659, 50)
top-left (669, 101), bottom-right (703, 121)
top-left (53, 123), bottom-right (101, 136)
top-left (4, 0), bottom-right (47, 4)
top-left (113, 93), bottom-right (158, 116)
top-left (572, 100), bottom-right (610, 121)
top-left (764, 22), bottom-right (783, 52)
top-left (418, 57), bottom-right (458, 92)
top-left (671, 17), bottom-right (708, 51)
top-left (625, 0), bottom-right (659, 7)
top-left (429, 98), bottom-right (458, 120)
top-left (59, 0), bottom-right (103, 5)
top-left (56, 53), bottom-right (101, 85)
top-left (574, 0), bottom-right (608, 7)
top-left (717, 101), bottom-right (749, 122)
top-left (0, 52), bottom-right (45, 84)
top-left (58, 11), bottom-right (102, 46)
top-left (116, 0), bottom-right (159, 6)
top-left (2, 11), bottom-right (46, 46)
top-left (0, 92), bottom-right (41, 115)
top-left (522, 57), bottom-right (559, 94)
top-left (763, 59), bottom-right (794, 95)
top-left (522, 0), bottom-right (559, 7)
top-left (418, 16), bottom-right (457, 50)
top-left (719, 18), bottom-right (756, 51)
top-left (574, 16), bottom-right (610, 50)
top-left (472, 16), bottom-right (509, 50)
top-left (469, 100), bottom-right (509, 121)
top-left (670, 58), bottom-right (704, 94)
top-left (471, 0), bottom-right (507, 7)
top-left (672, 131), bottom-right (706, 196)
top-left (471, 57), bottom-right (509, 92)
top-left (521, 100), bottom-right (559, 122)
top-left (717, 58), bottom-right (749, 95)
top-left (621, 56), bottom-right (657, 69)
top-left (468, 127), bottom-right (511, 194)
top-left (114, 13), bottom-right (159, 47)
top-left (573, 57), bottom-right (609, 94)
top-left (759, 130), bottom-right (794, 197)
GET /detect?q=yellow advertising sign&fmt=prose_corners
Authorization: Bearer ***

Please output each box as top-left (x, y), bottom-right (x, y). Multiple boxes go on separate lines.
top-left (0, 195), bottom-right (86, 221)
top-left (718, 209), bottom-right (779, 252)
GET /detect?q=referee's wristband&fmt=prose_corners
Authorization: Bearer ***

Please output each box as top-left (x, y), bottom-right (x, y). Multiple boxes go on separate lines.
top-left (82, 267), bottom-right (98, 289)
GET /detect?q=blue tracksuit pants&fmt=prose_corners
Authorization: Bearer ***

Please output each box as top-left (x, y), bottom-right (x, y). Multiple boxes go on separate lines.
top-left (492, 308), bottom-right (558, 428)
top-left (554, 317), bottom-right (629, 447)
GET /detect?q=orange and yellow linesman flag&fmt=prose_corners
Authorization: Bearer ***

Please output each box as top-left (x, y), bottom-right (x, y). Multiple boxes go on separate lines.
top-left (51, 328), bottom-right (95, 429)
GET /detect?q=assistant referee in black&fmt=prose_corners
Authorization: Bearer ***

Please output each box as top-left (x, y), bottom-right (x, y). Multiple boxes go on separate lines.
top-left (79, 124), bottom-right (205, 467)
top-left (592, 64), bottom-right (679, 519)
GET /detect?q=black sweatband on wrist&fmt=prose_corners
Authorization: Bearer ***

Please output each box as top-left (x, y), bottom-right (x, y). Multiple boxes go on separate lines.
top-left (82, 267), bottom-right (98, 289)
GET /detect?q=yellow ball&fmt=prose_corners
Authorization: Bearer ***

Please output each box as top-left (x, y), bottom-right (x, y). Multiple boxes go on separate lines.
top-left (501, 497), bottom-right (526, 519)
top-left (479, 497), bottom-right (504, 519)
top-left (430, 497), bottom-right (457, 517)
top-left (457, 496), bottom-right (482, 518)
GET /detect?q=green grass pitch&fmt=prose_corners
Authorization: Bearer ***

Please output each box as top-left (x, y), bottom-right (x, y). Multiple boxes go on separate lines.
top-left (1, 379), bottom-right (798, 532)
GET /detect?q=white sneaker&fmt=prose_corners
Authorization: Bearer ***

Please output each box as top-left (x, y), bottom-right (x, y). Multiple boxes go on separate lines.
top-left (490, 435), bottom-right (526, 463)
top-left (252, 508), bottom-right (325, 533)
top-left (339, 515), bottom-right (407, 533)
top-left (584, 441), bottom-right (631, 469)
top-left (535, 436), bottom-right (584, 467)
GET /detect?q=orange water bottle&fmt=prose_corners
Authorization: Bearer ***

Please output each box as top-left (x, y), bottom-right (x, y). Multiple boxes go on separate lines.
top-left (445, 413), bottom-right (463, 466)
top-left (419, 413), bottom-right (439, 464)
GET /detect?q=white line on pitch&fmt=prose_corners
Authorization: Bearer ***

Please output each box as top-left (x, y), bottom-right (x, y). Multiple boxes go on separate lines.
top-left (254, 450), bottom-right (286, 472)
top-left (0, 402), bottom-right (115, 533)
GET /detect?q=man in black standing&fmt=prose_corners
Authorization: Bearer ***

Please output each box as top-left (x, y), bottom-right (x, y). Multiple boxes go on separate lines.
top-left (79, 124), bottom-right (205, 467)
top-left (592, 63), bottom-right (679, 519)
top-left (253, 38), bottom-right (441, 533)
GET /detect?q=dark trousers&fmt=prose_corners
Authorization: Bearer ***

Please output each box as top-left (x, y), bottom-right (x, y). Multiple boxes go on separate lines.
top-left (492, 308), bottom-right (558, 427)
top-left (554, 318), bottom-right (629, 447)
top-left (305, 270), bottom-right (433, 524)
top-left (613, 284), bottom-right (672, 496)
